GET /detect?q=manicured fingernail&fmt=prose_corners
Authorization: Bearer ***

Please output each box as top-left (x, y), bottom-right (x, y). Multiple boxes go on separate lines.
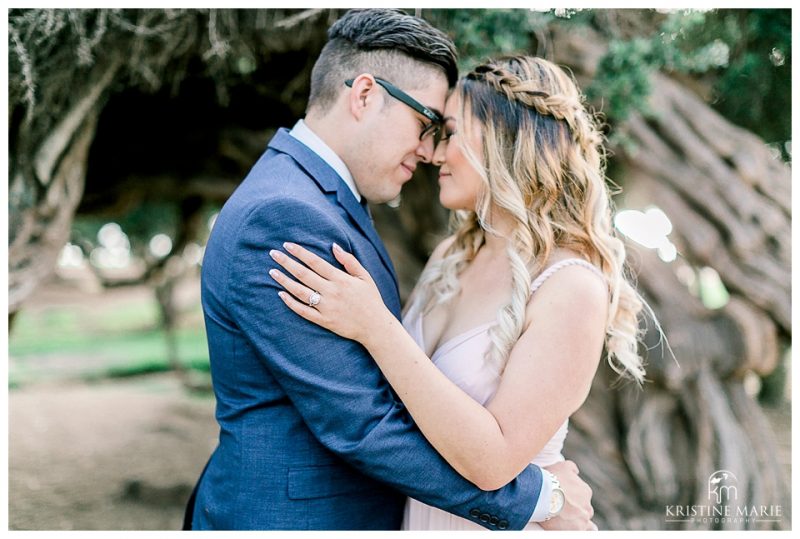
top-left (269, 249), bottom-right (282, 260)
top-left (283, 242), bottom-right (296, 252)
top-left (332, 242), bottom-right (342, 252)
top-left (278, 291), bottom-right (287, 300)
top-left (269, 269), bottom-right (278, 278)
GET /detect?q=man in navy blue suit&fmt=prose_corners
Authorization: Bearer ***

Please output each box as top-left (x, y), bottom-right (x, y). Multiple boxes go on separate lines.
top-left (185, 8), bottom-right (594, 530)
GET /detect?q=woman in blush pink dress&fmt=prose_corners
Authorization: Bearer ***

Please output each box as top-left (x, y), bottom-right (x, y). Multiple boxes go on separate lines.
top-left (269, 55), bottom-right (650, 530)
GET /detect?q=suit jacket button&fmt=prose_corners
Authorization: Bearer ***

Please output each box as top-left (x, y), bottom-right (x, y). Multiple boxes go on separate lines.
top-left (480, 513), bottom-right (490, 522)
top-left (469, 509), bottom-right (481, 518)
top-left (498, 520), bottom-right (509, 530)
top-left (490, 516), bottom-right (499, 525)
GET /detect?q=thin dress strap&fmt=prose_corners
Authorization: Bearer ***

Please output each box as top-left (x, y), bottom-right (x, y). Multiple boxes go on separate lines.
top-left (531, 258), bottom-right (606, 294)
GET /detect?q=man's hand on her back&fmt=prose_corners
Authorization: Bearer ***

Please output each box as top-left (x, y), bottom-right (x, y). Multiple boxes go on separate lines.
top-left (541, 460), bottom-right (597, 531)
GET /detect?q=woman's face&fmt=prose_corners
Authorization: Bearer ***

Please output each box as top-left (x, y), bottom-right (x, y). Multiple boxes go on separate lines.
top-left (433, 92), bottom-right (484, 211)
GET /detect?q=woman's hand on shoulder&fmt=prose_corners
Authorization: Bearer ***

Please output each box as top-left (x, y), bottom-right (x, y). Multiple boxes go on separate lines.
top-left (268, 242), bottom-right (393, 343)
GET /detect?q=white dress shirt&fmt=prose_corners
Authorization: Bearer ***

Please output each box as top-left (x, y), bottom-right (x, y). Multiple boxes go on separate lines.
top-left (289, 119), bottom-right (361, 203)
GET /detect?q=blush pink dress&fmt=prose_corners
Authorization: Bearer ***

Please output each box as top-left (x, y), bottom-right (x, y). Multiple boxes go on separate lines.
top-left (399, 258), bottom-right (605, 530)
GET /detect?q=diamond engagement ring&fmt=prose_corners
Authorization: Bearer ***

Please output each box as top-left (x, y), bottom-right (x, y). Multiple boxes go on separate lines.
top-left (308, 291), bottom-right (321, 307)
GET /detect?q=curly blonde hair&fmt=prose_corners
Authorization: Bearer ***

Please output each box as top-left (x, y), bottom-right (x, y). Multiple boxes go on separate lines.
top-left (413, 56), bottom-right (646, 383)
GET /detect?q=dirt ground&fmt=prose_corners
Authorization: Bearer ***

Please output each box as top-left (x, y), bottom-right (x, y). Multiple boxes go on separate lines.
top-left (8, 375), bottom-right (217, 530)
top-left (8, 273), bottom-right (218, 530)
top-left (9, 372), bottom-right (793, 531)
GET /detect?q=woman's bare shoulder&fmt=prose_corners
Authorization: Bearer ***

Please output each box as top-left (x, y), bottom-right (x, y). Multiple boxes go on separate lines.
top-left (529, 259), bottom-right (608, 319)
top-left (523, 248), bottom-right (608, 325)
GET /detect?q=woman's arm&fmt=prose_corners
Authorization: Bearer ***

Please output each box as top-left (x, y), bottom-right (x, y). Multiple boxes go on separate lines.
top-left (269, 242), bottom-right (607, 490)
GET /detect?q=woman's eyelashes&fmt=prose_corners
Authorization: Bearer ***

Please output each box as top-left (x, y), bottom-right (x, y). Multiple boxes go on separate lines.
top-left (440, 129), bottom-right (455, 143)
top-left (442, 119), bottom-right (457, 141)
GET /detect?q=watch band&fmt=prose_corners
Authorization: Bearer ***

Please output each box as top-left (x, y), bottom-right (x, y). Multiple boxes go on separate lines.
top-left (544, 474), bottom-right (565, 521)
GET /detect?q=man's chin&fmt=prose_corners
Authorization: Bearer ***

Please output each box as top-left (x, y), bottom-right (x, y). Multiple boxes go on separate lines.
top-left (370, 196), bottom-right (398, 205)
top-left (370, 188), bottom-right (404, 205)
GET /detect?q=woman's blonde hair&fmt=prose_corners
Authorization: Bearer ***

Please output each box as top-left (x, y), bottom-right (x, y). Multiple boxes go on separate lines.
top-left (412, 56), bottom-right (646, 383)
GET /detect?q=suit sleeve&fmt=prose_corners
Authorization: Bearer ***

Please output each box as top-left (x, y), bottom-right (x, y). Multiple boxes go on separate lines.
top-left (227, 198), bottom-right (543, 530)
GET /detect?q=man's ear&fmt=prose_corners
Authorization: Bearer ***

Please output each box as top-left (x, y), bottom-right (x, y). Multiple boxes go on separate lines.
top-left (348, 74), bottom-right (380, 120)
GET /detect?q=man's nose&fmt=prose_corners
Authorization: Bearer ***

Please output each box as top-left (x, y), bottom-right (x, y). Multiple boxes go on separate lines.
top-left (415, 135), bottom-right (436, 163)
top-left (431, 139), bottom-right (446, 166)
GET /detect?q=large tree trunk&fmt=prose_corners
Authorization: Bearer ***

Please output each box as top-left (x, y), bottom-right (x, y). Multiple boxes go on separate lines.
top-left (546, 24), bottom-right (790, 530)
top-left (7, 9), bottom-right (334, 317)
top-left (9, 59), bottom-right (120, 313)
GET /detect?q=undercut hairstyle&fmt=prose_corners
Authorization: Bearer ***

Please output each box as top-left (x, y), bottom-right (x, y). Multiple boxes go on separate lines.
top-left (307, 9), bottom-right (458, 114)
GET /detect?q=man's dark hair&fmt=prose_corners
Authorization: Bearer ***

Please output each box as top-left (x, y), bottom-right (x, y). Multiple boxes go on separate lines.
top-left (307, 9), bottom-right (458, 114)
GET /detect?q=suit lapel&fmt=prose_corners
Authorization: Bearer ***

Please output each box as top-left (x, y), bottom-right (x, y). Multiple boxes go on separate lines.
top-left (267, 129), bottom-right (400, 288)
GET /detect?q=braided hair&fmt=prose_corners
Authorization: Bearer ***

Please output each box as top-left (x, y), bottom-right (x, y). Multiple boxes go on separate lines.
top-left (413, 56), bottom-right (646, 383)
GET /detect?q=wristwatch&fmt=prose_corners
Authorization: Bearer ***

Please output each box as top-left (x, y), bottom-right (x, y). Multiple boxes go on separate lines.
top-left (544, 474), bottom-right (566, 521)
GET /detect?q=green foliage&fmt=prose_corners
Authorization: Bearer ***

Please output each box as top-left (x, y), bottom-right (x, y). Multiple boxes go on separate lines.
top-left (8, 297), bottom-right (209, 387)
top-left (589, 11), bottom-right (730, 122)
top-left (72, 202), bottom-right (178, 256)
top-left (71, 202), bottom-right (218, 258)
top-left (427, 9), bottom-right (551, 71)
top-left (427, 8), bottom-right (789, 158)
top-left (588, 9), bottom-right (790, 156)
top-left (588, 37), bottom-right (658, 123)
top-left (105, 354), bottom-right (211, 379)
top-left (706, 9), bottom-right (791, 152)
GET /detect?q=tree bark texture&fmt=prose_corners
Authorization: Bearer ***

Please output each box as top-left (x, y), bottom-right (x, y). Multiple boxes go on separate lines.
top-left (9, 59), bottom-right (120, 312)
top-left (547, 23), bottom-right (790, 530)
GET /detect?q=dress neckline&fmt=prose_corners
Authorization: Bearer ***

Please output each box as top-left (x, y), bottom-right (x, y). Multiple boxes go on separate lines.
top-left (413, 257), bottom-right (605, 363)
top-left (417, 315), bottom-right (494, 364)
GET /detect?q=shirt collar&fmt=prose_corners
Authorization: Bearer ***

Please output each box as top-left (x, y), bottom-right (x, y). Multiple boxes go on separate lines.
top-left (288, 119), bottom-right (361, 202)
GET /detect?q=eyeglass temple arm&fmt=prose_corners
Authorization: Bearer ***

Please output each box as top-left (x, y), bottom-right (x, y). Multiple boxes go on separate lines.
top-left (344, 78), bottom-right (442, 124)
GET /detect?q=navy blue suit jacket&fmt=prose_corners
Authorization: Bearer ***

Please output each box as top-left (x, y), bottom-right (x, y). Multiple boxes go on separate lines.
top-left (189, 129), bottom-right (543, 530)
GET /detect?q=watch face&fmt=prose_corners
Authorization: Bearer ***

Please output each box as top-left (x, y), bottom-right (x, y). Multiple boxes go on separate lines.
top-left (551, 488), bottom-right (566, 514)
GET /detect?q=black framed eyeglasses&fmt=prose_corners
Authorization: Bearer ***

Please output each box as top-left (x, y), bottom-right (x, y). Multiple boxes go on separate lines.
top-left (345, 77), bottom-right (443, 141)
